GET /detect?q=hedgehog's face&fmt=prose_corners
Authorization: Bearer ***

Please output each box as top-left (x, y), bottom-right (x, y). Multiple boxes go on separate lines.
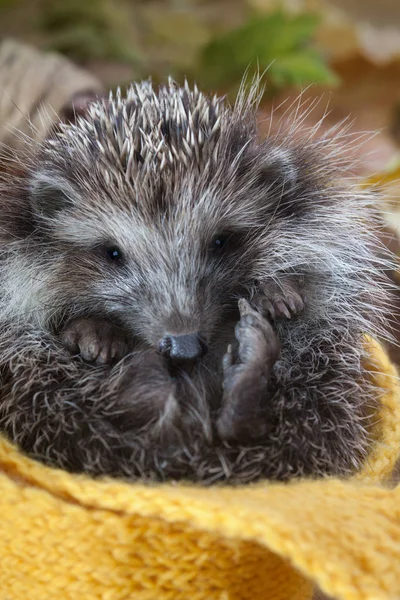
top-left (28, 169), bottom-right (265, 366)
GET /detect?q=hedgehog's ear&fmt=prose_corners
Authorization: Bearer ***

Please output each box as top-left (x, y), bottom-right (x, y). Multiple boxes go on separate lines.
top-left (29, 172), bottom-right (75, 219)
top-left (260, 147), bottom-right (298, 193)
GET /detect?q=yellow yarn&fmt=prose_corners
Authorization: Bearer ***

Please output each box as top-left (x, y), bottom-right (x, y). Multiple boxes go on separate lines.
top-left (1, 338), bottom-right (399, 600)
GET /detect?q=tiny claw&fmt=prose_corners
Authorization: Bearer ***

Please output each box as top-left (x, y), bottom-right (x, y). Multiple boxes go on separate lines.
top-left (238, 298), bottom-right (251, 316)
top-left (286, 295), bottom-right (297, 313)
top-left (276, 300), bottom-right (291, 319)
top-left (263, 300), bottom-right (276, 320)
top-left (238, 298), bottom-right (259, 318)
top-left (82, 341), bottom-right (100, 362)
top-left (291, 292), bottom-right (305, 313)
top-left (297, 296), bottom-right (305, 312)
top-left (96, 348), bottom-right (110, 365)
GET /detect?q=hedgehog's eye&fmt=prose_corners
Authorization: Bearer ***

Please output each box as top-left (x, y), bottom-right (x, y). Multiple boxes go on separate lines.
top-left (211, 233), bottom-right (231, 250)
top-left (106, 246), bottom-right (123, 262)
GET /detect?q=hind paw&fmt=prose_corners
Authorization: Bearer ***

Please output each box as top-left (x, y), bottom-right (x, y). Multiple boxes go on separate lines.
top-left (217, 299), bottom-right (280, 444)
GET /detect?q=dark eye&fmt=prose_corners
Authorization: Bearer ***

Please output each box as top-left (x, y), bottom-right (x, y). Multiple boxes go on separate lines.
top-left (106, 246), bottom-right (123, 262)
top-left (212, 233), bottom-right (231, 250)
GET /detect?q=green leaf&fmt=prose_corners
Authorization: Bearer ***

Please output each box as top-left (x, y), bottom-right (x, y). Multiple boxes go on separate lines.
top-left (197, 10), bottom-right (338, 93)
top-left (269, 50), bottom-right (340, 88)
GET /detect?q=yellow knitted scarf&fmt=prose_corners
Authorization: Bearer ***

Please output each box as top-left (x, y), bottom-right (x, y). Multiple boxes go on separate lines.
top-left (1, 338), bottom-right (399, 600)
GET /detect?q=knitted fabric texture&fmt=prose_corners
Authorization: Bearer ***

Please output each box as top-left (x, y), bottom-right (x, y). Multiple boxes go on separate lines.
top-left (1, 338), bottom-right (400, 600)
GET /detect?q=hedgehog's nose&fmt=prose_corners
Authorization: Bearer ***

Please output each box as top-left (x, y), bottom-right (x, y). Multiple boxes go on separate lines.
top-left (159, 333), bottom-right (207, 364)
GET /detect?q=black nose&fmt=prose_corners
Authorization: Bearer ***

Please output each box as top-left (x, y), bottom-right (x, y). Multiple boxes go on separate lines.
top-left (159, 333), bottom-right (207, 364)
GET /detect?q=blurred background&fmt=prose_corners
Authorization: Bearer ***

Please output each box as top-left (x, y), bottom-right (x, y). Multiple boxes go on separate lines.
top-left (0, 0), bottom-right (400, 355)
top-left (0, 0), bottom-right (399, 165)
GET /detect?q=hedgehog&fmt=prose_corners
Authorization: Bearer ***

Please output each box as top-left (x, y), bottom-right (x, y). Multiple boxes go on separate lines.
top-left (0, 78), bottom-right (393, 483)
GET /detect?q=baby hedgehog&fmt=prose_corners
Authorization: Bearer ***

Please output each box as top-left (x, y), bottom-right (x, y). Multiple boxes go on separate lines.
top-left (0, 79), bottom-right (392, 483)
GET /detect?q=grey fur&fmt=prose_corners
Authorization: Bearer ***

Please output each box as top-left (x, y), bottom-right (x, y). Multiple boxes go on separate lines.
top-left (0, 78), bottom-right (394, 483)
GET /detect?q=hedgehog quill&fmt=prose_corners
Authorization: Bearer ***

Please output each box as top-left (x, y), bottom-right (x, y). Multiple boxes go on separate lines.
top-left (0, 79), bottom-right (393, 483)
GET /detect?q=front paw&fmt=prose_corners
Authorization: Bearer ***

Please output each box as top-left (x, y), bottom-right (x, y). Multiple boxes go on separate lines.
top-left (60, 317), bottom-right (129, 365)
top-left (217, 299), bottom-right (280, 444)
top-left (257, 277), bottom-right (305, 320)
